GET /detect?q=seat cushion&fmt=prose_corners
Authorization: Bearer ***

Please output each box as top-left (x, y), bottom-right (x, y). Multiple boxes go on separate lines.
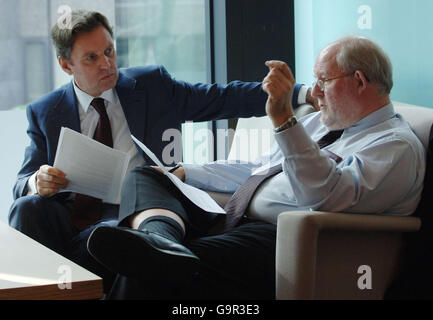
top-left (394, 102), bottom-right (433, 148)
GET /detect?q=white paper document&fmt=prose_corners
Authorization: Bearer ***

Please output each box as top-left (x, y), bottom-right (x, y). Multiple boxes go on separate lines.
top-left (131, 135), bottom-right (226, 214)
top-left (53, 127), bottom-right (129, 204)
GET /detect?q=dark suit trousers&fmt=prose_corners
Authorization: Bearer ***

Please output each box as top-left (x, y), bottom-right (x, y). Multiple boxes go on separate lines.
top-left (111, 166), bottom-right (277, 299)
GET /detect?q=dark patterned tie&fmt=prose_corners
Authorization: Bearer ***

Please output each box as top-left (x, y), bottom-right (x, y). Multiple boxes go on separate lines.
top-left (223, 129), bottom-right (344, 231)
top-left (316, 129), bottom-right (344, 149)
top-left (72, 98), bottom-right (113, 230)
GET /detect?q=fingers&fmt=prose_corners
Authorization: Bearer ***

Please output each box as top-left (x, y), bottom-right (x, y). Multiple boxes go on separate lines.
top-left (265, 60), bottom-right (295, 82)
top-left (151, 166), bottom-right (184, 181)
top-left (172, 167), bottom-right (185, 182)
top-left (262, 60), bottom-right (295, 100)
top-left (262, 61), bottom-right (296, 127)
top-left (36, 165), bottom-right (69, 197)
top-left (150, 166), bottom-right (164, 173)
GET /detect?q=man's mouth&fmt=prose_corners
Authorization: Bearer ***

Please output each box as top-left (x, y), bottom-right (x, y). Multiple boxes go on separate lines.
top-left (101, 73), bottom-right (114, 81)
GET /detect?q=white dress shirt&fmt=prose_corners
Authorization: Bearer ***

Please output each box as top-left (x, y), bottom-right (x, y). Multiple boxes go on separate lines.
top-left (27, 80), bottom-right (145, 196)
top-left (183, 104), bottom-right (426, 224)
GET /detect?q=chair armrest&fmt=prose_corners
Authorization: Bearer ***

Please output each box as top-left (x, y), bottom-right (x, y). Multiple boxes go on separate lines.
top-left (278, 211), bottom-right (421, 233)
top-left (276, 211), bottom-right (421, 300)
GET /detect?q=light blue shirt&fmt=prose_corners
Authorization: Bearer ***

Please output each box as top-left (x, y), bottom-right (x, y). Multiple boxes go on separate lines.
top-left (183, 104), bottom-right (426, 224)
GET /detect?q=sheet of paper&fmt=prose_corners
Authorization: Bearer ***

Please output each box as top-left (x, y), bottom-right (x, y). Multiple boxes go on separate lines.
top-left (53, 127), bottom-right (130, 204)
top-left (131, 135), bottom-right (226, 214)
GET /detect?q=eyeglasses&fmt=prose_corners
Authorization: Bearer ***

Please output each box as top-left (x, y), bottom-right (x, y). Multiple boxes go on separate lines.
top-left (313, 73), bottom-right (354, 92)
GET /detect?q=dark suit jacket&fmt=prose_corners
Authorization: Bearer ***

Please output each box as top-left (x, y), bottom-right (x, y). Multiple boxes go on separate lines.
top-left (13, 65), bottom-right (303, 200)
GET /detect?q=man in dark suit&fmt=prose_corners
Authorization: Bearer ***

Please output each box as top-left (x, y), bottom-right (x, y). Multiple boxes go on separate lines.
top-left (8, 10), bottom-right (308, 291)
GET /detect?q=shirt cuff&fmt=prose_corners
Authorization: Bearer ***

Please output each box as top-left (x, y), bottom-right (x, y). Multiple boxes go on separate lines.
top-left (274, 122), bottom-right (316, 157)
top-left (182, 163), bottom-right (205, 188)
top-left (26, 172), bottom-right (38, 196)
top-left (297, 85), bottom-right (309, 105)
top-left (182, 162), bottom-right (241, 193)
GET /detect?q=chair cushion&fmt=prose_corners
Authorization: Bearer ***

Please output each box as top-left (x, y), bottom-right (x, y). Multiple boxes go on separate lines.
top-left (393, 101), bottom-right (433, 148)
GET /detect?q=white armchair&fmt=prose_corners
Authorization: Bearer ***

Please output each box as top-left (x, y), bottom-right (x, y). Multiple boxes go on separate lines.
top-left (209, 102), bottom-right (433, 300)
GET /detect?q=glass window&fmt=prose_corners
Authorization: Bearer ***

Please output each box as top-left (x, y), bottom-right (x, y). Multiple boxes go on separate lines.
top-left (0, 0), bottom-right (208, 222)
top-left (114, 0), bottom-right (210, 164)
top-left (25, 41), bottom-right (51, 103)
top-left (295, 0), bottom-right (433, 108)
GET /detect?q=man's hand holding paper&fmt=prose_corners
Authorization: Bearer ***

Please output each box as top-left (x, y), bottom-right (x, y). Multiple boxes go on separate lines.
top-left (53, 127), bottom-right (130, 204)
top-left (36, 165), bottom-right (69, 197)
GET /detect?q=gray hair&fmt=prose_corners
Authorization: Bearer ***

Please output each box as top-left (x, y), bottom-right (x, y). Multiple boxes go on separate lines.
top-left (51, 9), bottom-right (113, 60)
top-left (335, 36), bottom-right (393, 95)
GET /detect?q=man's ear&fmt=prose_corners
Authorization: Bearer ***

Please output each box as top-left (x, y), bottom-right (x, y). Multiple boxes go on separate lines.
top-left (354, 70), bottom-right (368, 94)
top-left (58, 56), bottom-right (73, 75)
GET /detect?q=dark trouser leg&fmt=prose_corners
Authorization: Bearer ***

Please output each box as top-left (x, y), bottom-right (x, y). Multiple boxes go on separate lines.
top-left (184, 220), bottom-right (277, 299)
top-left (8, 195), bottom-right (76, 255)
top-left (118, 166), bottom-right (220, 233)
top-left (100, 167), bottom-right (276, 299)
top-left (106, 220), bottom-right (276, 300)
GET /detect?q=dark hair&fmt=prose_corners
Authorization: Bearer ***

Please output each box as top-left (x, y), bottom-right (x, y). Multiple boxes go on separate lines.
top-left (51, 9), bottom-right (113, 59)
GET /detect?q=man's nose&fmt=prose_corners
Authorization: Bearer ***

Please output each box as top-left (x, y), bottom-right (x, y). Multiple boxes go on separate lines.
top-left (311, 82), bottom-right (323, 98)
top-left (99, 55), bottom-right (111, 69)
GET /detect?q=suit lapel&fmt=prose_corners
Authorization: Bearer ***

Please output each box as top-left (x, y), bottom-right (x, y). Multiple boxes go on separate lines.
top-left (46, 74), bottom-right (147, 160)
top-left (50, 82), bottom-right (80, 129)
top-left (46, 82), bottom-right (81, 157)
top-left (116, 72), bottom-right (147, 143)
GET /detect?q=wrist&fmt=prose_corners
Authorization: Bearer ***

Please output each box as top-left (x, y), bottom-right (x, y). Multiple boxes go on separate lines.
top-left (168, 164), bottom-right (181, 173)
top-left (168, 164), bottom-right (185, 181)
top-left (27, 170), bottom-right (39, 195)
top-left (270, 112), bottom-right (294, 128)
top-left (175, 167), bottom-right (185, 181)
top-left (273, 115), bottom-right (297, 133)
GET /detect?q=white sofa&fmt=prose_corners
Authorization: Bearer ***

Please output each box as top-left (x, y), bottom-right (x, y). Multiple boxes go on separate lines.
top-left (209, 102), bottom-right (433, 300)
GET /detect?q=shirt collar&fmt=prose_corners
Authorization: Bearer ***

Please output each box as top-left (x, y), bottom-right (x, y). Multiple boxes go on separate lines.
top-left (72, 79), bottom-right (117, 113)
top-left (344, 103), bottom-right (396, 135)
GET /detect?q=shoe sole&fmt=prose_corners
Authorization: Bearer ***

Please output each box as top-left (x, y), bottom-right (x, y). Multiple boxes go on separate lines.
top-left (87, 226), bottom-right (199, 279)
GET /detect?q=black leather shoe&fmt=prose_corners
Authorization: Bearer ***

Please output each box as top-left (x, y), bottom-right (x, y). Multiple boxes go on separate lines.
top-left (87, 226), bottom-right (199, 279)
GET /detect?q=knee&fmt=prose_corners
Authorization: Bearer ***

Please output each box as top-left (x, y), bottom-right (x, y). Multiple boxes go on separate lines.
top-left (123, 166), bottom-right (151, 187)
top-left (9, 196), bottom-right (51, 228)
top-left (120, 166), bottom-right (156, 203)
